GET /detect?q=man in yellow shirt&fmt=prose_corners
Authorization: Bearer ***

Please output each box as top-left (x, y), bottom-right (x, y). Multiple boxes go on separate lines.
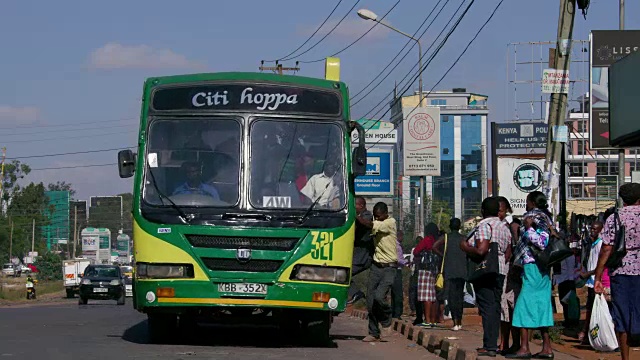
top-left (358, 202), bottom-right (398, 342)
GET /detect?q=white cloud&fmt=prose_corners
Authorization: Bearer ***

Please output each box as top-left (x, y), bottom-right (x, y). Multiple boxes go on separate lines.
top-left (298, 17), bottom-right (390, 42)
top-left (88, 42), bottom-right (205, 70)
top-left (0, 105), bottom-right (40, 125)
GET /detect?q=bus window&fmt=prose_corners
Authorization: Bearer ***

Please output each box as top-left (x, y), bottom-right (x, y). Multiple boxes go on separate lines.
top-left (249, 120), bottom-right (345, 210)
top-left (144, 118), bottom-right (241, 207)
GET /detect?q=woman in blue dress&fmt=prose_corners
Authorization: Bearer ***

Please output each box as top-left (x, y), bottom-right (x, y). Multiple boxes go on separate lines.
top-left (506, 191), bottom-right (556, 359)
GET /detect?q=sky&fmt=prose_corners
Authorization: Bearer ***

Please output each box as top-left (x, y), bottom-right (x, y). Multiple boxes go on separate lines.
top-left (0, 0), bottom-right (638, 201)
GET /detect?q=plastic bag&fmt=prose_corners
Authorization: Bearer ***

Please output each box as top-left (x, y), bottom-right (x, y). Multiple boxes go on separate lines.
top-left (589, 294), bottom-right (619, 352)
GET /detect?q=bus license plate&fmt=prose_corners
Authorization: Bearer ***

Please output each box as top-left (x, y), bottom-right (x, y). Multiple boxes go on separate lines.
top-left (93, 288), bottom-right (108, 293)
top-left (218, 283), bottom-right (267, 295)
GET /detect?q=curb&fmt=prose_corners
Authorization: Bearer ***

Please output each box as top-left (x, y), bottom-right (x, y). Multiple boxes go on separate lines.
top-left (350, 309), bottom-right (478, 360)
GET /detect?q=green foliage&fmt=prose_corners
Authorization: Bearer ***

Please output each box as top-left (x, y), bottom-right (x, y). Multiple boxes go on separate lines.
top-left (47, 181), bottom-right (76, 198)
top-left (1, 160), bottom-right (31, 206)
top-left (33, 252), bottom-right (63, 281)
top-left (430, 198), bottom-right (454, 233)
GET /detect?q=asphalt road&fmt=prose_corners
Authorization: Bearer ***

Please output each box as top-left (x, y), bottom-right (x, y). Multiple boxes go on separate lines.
top-left (0, 298), bottom-right (438, 360)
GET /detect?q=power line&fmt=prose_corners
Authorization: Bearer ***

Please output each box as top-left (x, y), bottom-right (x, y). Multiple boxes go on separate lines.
top-left (299, 0), bottom-right (401, 64)
top-left (30, 163), bottom-right (117, 171)
top-left (279, 0), bottom-right (363, 62)
top-left (1, 124), bottom-right (137, 137)
top-left (358, 0), bottom-right (472, 119)
top-left (0, 130), bottom-right (133, 144)
top-left (349, 0), bottom-right (451, 102)
top-left (264, 0), bottom-right (344, 62)
top-left (364, 0), bottom-right (505, 150)
top-left (6, 147), bottom-right (134, 160)
top-left (0, 117), bottom-right (136, 131)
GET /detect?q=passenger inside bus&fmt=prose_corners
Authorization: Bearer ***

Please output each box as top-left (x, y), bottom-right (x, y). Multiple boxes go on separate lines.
top-left (300, 158), bottom-right (343, 209)
top-left (172, 161), bottom-right (221, 200)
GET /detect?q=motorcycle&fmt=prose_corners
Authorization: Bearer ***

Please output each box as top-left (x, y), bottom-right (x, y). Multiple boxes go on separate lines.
top-left (26, 279), bottom-right (37, 300)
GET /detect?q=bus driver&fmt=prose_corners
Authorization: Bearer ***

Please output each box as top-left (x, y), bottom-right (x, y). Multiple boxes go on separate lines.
top-left (173, 161), bottom-right (221, 200)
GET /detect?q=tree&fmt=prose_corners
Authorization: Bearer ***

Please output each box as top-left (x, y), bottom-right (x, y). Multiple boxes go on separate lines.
top-left (4, 182), bottom-right (51, 258)
top-left (34, 251), bottom-right (63, 281)
top-left (1, 160), bottom-right (30, 206)
top-left (47, 181), bottom-right (76, 198)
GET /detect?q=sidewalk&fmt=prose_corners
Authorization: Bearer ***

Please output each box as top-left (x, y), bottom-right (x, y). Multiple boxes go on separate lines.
top-left (349, 309), bottom-right (581, 360)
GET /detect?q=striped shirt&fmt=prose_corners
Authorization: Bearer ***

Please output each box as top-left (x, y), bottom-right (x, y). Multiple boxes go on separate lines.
top-left (468, 217), bottom-right (512, 276)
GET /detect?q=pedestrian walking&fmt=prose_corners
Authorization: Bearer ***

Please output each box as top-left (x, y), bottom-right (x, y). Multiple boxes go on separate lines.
top-left (439, 218), bottom-right (467, 331)
top-left (360, 202), bottom-right (398, 342)
top-left (413, 223), bottom-right (442, 327)
top-left (391, 237), bottom-right (407, 319)
top-left (347, 196), bottom-right (374, 305)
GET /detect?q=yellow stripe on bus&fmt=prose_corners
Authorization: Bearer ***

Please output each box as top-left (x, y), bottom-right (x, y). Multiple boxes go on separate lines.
top-left (157, 297), bottom-right (324, 308)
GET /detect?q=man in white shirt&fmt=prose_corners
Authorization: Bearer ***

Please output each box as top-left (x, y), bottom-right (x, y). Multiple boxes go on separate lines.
top-left (300, 160), bottom-right (342, 208)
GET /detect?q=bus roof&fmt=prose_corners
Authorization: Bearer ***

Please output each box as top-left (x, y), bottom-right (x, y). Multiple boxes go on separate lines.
top-left (144, 72), bottom-right (347, 91)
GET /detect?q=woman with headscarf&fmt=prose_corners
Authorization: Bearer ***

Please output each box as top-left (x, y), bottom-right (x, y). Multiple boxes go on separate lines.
top-left (506, 191), bottom-right (556, 359)
top-left (412, 222), bottom-right (443, 327)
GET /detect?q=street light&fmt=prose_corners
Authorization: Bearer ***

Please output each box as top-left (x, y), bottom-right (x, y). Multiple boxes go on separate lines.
top-left (358, 8), bottom-right (426, 236)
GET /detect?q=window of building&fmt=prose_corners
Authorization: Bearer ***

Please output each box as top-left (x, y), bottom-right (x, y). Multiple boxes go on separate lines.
top-left (570, 184), bottom-right (583, 198)
top-left (597, 163), bottom-right (608, 175)
top-left (569, 164), bottom-right (587, 177)
top-left (430, 99), bottom-right (446, 106)
top-left (576, 140), bottom-right (586, 155)
top-left (610, 162), bottom-right (619, 175)
top-left (443, 148), bottom-right (449, 155)
top-left (576, 120), bottom-right (587, 133)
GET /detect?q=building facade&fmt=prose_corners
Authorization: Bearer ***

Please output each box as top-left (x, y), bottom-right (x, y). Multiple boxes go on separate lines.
top-left (391, 88), bottom-right (489, 222)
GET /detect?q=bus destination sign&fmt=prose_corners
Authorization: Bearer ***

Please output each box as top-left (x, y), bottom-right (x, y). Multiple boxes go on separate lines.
top-left (151, 84), bottom-right (341, 115)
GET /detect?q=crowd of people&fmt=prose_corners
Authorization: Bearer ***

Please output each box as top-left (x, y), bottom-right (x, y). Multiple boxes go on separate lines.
top-left (348, 182), bottom-right (640, 360)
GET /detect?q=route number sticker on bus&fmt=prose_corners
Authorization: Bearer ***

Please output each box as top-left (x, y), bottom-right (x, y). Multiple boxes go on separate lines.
top-left (263, 196), bottom-right (291, 208)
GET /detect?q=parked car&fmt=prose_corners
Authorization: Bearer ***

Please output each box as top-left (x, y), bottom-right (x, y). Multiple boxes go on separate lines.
top-left (20, 265), bottom-right (31, 275)
top-left (78, 265), bottom-right (125, 305)
top-left (2, 263), bottom-right (22, 277)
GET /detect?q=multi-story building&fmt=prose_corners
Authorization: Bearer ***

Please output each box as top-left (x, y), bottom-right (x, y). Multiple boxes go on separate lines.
top-left (566, 100), bottom-right (640, 213)
top-left (391, 88), bottom-right (489, 223)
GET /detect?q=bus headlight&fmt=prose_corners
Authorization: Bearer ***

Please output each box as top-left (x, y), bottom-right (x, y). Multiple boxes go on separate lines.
top-left (136, 263), bottom-right (194, 279)
top-left (290, 265), bottom-right (349, 284)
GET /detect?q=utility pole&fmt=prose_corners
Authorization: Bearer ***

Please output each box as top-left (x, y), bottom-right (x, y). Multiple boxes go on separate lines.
top-left (73, 205), bottom-right (78, 258)
top-left (617, 0), bottom-right (625, 207)
top-left (31, 218), bottom-right (35, 253)
top-left (259, 61), bottom-right (300, 75)
top-left (543, 0), bottom-right (576, 217)
top-left (9, 220), bottom-right (13, 262)
top-left (0, 147), bottom-right (6, 213)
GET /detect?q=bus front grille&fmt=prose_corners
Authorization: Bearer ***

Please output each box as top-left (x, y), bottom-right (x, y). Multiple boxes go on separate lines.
top-left (200, 258), bottom-right (284, 272)
top-left (185, 235), bottom-right (300, 251)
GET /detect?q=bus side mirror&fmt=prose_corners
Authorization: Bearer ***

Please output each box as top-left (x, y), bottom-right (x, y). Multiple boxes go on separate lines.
top-left (118, 150), bottom-right (136, 178)
top-left (349, 121), bottom-right (367, 177)
top-left (352, 146), bottom-right (367, 177)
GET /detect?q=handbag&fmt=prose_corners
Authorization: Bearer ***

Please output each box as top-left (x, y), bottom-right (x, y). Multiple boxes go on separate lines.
top-left (435, 234), bottom-right (447, 290)
top-left (605, 210), bottom-right (627, 269)
top-left (531, 234), bottom-right (573, 269)
top-left (467, 224), bottom-right (500, 282)
top-left (418, 250), bottom-right (439, 273)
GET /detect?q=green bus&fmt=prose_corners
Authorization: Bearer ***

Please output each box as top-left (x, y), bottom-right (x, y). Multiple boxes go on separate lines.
top-left (117, 72), bottom-right (367, 343)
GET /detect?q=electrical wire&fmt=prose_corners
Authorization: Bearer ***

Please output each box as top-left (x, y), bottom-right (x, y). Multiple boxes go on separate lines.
top-left (0, 117), bottom-right (136, 131)
top-left (6, 147), bottom-right (134, 160)
top-left (363, 0), bottom-right (505, 150)
top-left (349, 0), bottom-right (450, 102)
top-left (1, 124), bottom-right (137, 137)
top-left (264, 0), bottom-right (344, 62)
top-left (351, 0), bottom-right (465, 109)
top-left (0, 130), bottom-right (134, 144)
top-left (279, 0), bottom-right (362, 62)
top-left (29, 163), bottom-right (117, 171)
top-left (299, 0), bottom-right (401, 64)
top-left (359, 0), bottom-right (474, 121)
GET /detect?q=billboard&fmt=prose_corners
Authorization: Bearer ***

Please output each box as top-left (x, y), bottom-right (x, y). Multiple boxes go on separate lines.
top-left (609, 51), bottom-right (640, 147)
top-left (354, 148), bottom-right (394, 196)
top-left (351, 118), bottom-right (397, 144)
top-left (82, 236), bottom-right (99, 251)
top-left (590, 30), bottom-right (640, 149)
top-left (43, 191), bottom-right (70, 249)
top-left (402, 107), bottom-right (441, 176)
top-left (497, 158), bottom-right (545, 216)
top-left (494, 122), bottom-right (548, 151)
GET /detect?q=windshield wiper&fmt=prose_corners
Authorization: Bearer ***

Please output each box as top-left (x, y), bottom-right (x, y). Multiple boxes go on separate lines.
top-left (147, 167), bottom-right (192, 224)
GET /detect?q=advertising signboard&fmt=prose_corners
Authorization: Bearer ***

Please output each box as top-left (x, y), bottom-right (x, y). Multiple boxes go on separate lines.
top-left (494, 122), bottom-right (548, 150)
top-left (590, 30), bottom-right (640, 149)
top-left (402, 107), bottom-right (441, 176)
top-left (354, 148), bottom-right (394, 196)
top-left (497, 158), bottom-right (545, 216)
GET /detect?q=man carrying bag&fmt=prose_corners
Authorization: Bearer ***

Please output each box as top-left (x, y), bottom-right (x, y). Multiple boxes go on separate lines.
top-left (461, 197), bottom-right (512, 357)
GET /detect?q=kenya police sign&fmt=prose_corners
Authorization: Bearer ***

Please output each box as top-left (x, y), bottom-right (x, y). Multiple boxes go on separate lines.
top-left (497, 157), bottom-right (545, 216)
top-left (354, 148), bottom-right (394, 196)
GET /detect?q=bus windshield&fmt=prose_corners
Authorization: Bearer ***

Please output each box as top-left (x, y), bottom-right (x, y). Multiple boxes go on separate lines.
top-left (249, 120), bottom-right (345, 211)
top-left (143, 118), bottom-right (241, 207)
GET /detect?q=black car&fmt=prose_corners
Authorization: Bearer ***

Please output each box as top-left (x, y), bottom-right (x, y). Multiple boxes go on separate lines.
top-left (78, 265), bottom-right (125, 305)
